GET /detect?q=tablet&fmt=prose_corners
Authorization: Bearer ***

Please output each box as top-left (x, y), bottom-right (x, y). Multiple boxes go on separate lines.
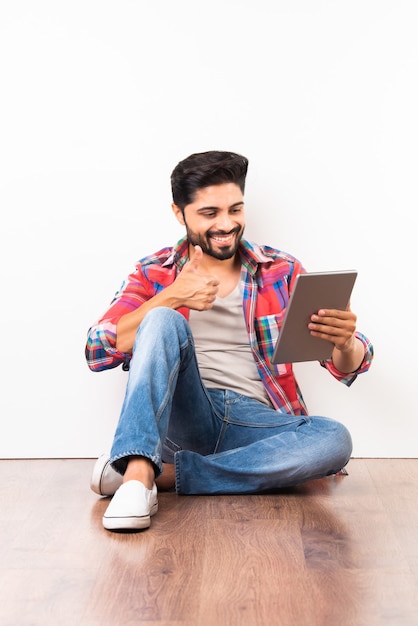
top-left (271, 270), bottom-right (358, 364)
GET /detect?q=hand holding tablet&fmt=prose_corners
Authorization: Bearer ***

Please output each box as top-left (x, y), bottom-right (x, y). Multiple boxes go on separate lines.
top-left (272, 271), bottom-right (358, 364)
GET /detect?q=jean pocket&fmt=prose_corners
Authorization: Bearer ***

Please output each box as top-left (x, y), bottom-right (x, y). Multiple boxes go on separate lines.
top-left (162, 437), bottom-right (182, 463)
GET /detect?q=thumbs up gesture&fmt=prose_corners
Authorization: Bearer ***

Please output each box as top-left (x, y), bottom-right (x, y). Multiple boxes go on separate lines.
top-left (171, 245), bottom-right (220, 311)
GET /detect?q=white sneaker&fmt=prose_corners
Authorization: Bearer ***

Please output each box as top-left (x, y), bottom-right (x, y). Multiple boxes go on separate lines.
top-left (103, 480), bottom-right (159, 531)
top-left (90, 454), bottom-right (123, 497)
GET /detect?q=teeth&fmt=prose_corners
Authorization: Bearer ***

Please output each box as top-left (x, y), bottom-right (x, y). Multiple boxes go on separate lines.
top-left (212, 235), bottom-right (233, 242)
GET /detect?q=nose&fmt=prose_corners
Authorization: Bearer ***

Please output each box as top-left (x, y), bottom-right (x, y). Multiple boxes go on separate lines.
top-left (214, 212), bottom-right (234, 232)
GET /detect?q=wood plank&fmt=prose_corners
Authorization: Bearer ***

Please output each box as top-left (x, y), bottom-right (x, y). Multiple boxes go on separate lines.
top-left (1, 459), bottom-right (418, 625)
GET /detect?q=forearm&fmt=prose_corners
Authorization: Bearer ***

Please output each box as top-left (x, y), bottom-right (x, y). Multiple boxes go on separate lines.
top-left (331, 336), bottom-right (365, 374)
top-left (115, 284), bottom-right (182, 353)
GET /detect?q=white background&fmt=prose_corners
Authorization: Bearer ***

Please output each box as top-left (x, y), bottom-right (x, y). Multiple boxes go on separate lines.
top-left (1, 1), bottom-right (416, 459)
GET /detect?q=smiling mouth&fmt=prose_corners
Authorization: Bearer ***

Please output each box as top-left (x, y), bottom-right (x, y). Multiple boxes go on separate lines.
top-left (210, 233), bottom-right (235, 245)
top-left (208, 228), bottom-right (241, 245)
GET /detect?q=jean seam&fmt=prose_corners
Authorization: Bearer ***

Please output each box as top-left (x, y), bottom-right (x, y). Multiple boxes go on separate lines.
top-left (174, 452), bottom-right (181, 494)
top-left (110, 450), bottom-right (162, 476)
top-left (155, 359), bottom-right (180, 422)
top-left (213, 393), bottom-right (229, 454)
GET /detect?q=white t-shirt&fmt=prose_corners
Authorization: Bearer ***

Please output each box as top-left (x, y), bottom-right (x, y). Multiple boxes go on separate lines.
top-left (188, 284), bottom-right (272, 406)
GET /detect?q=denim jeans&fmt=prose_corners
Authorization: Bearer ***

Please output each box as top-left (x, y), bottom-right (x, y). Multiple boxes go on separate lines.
top-left (110, 307), bottom-right (352, 494)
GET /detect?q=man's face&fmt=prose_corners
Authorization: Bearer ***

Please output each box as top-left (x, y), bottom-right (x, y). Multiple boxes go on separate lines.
top-left (173, 183), bottom-right (245, 261)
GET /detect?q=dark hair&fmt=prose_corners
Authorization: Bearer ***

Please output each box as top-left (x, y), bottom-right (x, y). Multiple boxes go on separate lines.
top-left (171, 150), bottom-right (249, 210)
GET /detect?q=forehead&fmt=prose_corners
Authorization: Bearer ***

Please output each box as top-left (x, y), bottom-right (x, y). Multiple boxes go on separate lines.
top-left (189, 183), bottom-right (243, 208)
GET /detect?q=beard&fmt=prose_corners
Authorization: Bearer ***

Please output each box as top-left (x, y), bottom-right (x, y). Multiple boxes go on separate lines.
top-left (184, 222), bottom-right (245, 260)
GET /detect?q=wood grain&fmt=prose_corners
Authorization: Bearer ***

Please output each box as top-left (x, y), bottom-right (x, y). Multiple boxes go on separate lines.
top-left (1, 459), bottom-right (418, 625)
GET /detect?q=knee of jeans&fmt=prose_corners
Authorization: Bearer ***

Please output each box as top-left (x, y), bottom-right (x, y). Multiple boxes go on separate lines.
top-left (139, 307), bottom-right (190, 338)
top-left (336, 422), bottom-right (353, 464)
top-left (141, 307), bottom-right (184, 326)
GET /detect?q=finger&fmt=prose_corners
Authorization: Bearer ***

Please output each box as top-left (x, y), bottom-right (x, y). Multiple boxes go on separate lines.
top-left (309, 318), bottom-right (356, 334)
top-left (205, 276), bottom-right (220, 287)
top-left (316, 309), bottom-right (355, 321)
top-left (310, 316), bottom-right (347, 329)
top-left (189, 245), bottom-right (203, 270)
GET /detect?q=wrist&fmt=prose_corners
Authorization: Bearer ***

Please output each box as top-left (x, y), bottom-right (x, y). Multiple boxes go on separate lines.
top-left (337, 336), bottom-right (358, 354)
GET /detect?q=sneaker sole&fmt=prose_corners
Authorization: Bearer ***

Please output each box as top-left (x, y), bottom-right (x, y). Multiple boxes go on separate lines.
top-left (103, 502), bottom-right (158, 531)
top-left (90, 456), bottom-right (116, 496)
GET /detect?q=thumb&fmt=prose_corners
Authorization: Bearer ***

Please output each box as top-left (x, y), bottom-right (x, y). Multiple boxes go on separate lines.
top-left (189, 245), bottom-right (203, 270)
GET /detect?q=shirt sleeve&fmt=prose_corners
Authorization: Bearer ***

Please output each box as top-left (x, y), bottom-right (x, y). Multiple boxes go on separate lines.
top-left (320, 331), bottom-right (374, 385)
top-left (85, 265), bottom-right (155, 372)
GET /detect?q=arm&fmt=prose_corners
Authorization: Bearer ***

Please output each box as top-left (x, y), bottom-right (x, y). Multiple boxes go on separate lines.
top-left (116, 245), bottom-right (219, 352)
top-left (308, 307), bottom-right (373, 375)
top-left (86, 246), bottom-right (219, 369)
top-left (331, 335), bottom-right (366, 373)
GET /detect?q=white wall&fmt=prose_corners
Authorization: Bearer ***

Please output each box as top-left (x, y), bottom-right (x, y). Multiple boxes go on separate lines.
top-left (1, 1), bottom-right (417, 458)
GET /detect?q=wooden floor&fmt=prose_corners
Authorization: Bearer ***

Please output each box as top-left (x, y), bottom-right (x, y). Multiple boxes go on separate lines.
top-left (1, 459), bottom-right (418, 626)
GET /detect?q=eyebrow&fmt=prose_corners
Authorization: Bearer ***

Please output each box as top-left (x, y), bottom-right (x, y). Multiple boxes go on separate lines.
top-left (196, 201), bottom-right (244, 213)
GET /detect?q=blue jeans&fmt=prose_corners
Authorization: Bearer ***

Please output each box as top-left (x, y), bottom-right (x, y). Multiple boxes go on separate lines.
top-left (110, 308), bottom-right (352, 494)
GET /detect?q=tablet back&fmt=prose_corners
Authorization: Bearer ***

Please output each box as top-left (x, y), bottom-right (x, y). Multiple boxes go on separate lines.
top-left (271, 270), bottom-right (358, 364)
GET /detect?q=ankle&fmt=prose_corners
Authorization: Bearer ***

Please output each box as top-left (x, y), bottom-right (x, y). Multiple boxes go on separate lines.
top-left (155, 463), bottom-right (175, 490)
top-left (123, 456), bottom-right (155, 490)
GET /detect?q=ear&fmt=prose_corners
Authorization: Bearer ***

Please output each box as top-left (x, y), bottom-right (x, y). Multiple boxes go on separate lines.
top-left (172, 203), bottom-right (185, 226)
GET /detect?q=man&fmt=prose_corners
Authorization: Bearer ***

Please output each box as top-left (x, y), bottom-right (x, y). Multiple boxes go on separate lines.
top-left (85, 150), bottom-right (373, 532)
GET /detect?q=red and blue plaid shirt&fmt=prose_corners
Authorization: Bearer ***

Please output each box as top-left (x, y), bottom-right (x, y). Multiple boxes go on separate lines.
top-left (86, 237), bottom-right (374, 416)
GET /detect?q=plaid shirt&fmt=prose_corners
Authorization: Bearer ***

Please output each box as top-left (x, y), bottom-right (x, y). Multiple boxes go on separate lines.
top-left (86, 237), bottom-right (374, 416)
